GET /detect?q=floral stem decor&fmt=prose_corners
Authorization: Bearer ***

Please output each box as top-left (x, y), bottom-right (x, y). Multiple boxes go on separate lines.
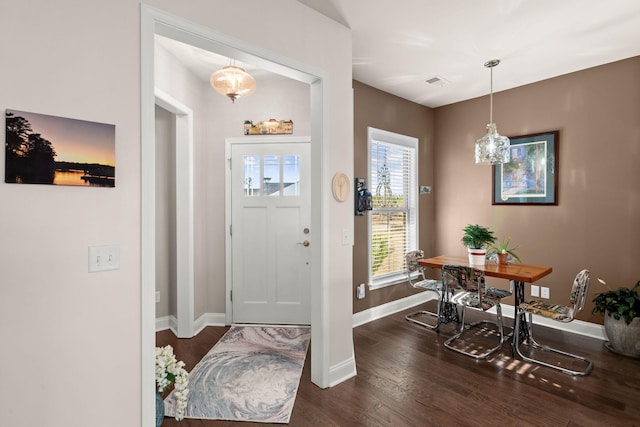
top-left (156, 345), bottom-right (189, 421)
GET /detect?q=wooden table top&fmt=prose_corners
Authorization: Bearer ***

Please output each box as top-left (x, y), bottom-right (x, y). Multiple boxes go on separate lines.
top-left (419, 255), bottom-right (552, 283)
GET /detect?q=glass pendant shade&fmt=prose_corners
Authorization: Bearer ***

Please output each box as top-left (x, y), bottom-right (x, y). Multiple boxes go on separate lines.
top-left (475, 123), bottom-right (510, 164)
top-left (210, 65), bottom-right (256, 103)
top-left (475, 59), bottom-right (510, 164)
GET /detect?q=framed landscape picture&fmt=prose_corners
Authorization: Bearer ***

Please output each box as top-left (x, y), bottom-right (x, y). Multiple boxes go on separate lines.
top-left (5, 109), bottom-right (115, 187)
top-left (492, 131), bottom-right (558, 205)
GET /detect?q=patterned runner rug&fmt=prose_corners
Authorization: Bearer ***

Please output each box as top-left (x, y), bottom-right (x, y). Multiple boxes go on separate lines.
top-left (164, 325), bottom-right (311, 423)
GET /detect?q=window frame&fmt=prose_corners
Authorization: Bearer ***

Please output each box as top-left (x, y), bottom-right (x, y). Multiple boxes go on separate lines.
top-left (367, 127), bottom-right (419, 289)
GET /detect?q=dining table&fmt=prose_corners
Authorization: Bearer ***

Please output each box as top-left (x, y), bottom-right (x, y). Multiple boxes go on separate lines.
top-left (418, 255), bottom-right (553, 354)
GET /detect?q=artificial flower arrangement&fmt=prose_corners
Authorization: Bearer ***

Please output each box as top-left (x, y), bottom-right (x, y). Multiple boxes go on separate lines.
top-left (156, 345), bottom-right (189, 421)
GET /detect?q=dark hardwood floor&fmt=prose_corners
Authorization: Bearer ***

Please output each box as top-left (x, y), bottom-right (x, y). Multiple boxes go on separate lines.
top-left (157, 302), bottom-right (640, 426)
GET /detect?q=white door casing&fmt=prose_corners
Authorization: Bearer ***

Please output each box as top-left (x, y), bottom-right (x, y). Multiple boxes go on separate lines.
top-left (229, 138), bottom-right (311, 324)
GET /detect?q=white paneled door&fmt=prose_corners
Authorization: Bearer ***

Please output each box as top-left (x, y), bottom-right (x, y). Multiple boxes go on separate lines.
top-left (230, 141), bottom-right (311, 324)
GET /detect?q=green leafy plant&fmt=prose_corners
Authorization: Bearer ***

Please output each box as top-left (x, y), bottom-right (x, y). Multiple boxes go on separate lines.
top-left (488, 237), bottom-right (521, 263)
top-left (592, 279), bottom-right (640, 325)
top-left (460, 224), bottom-right (496, 249)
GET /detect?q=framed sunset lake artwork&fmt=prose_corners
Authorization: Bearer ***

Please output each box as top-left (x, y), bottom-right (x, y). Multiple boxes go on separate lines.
top-left (492, 131), bottom-right (558, 205)
top-left (5, 109), bottom-right (115, 187)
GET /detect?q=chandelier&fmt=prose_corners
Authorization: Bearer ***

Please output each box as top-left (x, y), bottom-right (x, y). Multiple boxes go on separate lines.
top-left (210, 63), bottom-right (256, 103)
top-left (475, 59), bottom-right (510, 165)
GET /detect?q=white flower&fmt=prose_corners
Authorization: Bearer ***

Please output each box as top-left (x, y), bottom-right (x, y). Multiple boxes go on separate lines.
top-left (155, 345), bottom-right (189, 421)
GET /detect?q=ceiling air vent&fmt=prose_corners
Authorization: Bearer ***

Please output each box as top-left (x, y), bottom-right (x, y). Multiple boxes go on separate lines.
top-left (425, 75), bottom-right (449, 86)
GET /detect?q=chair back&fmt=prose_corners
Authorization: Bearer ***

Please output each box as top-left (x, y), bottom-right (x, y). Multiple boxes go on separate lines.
top-left (405, 250), bottom-right (425, 286)
top-left (442, 265), bottom-right (484, 293)
top-left (570, 269), bottom-right (590, 313)
top-left (405, 250), bottom-right (424, 273)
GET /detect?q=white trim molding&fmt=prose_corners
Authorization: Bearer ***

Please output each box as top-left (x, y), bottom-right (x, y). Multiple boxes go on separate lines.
top-left (352, 293), bottom-right (607, 341)
top-left (156, 313), bottom-right (227, 335)
top-left (353, 292), bottom-right (437, 328)
top-left (329, 351), bottom-right (357, 387)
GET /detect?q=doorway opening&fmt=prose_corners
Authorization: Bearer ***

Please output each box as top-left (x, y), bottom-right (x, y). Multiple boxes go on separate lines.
top-left (141, 5), bottom-right (329, 425)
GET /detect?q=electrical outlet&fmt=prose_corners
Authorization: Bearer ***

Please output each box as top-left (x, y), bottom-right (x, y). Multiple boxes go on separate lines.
top-left (155, 291), bottom-right (161, 303)
top-left (541, 286), bottom-right (550, 299)
top-left (530, 285), bottom-right (539, 298)
top-left (88, 245), bottom-right (120, 273)
top-left (357, 283), bottom-right (365, 299)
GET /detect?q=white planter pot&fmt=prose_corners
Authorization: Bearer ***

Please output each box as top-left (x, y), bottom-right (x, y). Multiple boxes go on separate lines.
top-left (467, 248), bottom-right (487, 266)
top-left (604, 311), bottom-right (640, 358)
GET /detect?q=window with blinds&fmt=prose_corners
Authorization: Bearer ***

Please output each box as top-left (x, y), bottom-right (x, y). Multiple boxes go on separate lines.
top-left (368, 128), bottom-right (418, 288)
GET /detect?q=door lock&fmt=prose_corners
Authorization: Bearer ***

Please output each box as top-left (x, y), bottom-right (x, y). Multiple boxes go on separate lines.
top-left (297, 240), bottom-right (310, 247)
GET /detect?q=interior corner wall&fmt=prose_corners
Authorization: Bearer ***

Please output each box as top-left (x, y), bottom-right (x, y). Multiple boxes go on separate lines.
top-left (433, 56), bottom-right (640, 323)
top-left (352, 80), bottom-right (436, 313)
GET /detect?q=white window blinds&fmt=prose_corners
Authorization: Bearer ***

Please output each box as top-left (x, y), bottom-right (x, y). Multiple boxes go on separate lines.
top-left (368, 128), bottom-right (418, 287)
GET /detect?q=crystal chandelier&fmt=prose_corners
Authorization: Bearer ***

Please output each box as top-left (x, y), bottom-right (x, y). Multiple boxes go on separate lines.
top-left (210, 63), bottom-right (256, 103)
top-left (475, 59), bottom-right (510, 164)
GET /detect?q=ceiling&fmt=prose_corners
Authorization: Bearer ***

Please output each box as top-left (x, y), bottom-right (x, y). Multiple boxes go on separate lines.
top-left (158, 0), bottom-right (640, 108)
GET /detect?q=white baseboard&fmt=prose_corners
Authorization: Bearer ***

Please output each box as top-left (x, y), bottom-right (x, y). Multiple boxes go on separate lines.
top-left (352, 292), bottom-right (606, 341)
top-left (155, 315), bottom-right (177, 335)
top-left (194, 313), bottom-right (227, 335)
top-left (352, 292), bottom-right (437, 327)
top-left (328, 350), bottom-right (357, 387)
top-left (155, 313), bottom-right (226, 334)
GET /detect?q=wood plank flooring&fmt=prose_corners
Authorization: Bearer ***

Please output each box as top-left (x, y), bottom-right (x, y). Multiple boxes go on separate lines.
top-left (156, 303), bottom-right (640, 426)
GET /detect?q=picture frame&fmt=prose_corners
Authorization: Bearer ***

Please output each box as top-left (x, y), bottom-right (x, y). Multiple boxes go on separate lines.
top-left (492, 130), bottom-right (558, 205)
top-left (5, 109), bottom-right (115, 187)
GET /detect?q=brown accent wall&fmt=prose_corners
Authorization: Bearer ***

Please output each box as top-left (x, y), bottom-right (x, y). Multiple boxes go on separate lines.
top-left (434, 56), bottom-right (640, 323)
top-left (353, 80), bottom-right (436, 313)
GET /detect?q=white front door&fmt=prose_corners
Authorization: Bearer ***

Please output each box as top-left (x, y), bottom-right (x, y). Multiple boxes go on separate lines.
top-left (230, 140), bottom-right (311, 324)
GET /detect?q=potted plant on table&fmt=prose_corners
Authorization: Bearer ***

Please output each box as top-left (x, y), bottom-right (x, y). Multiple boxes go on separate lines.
top-left (461, 224), bottom-right (496, 266)
top-left (592, 278), bottom-right (640, 358)
top-left (488, 237), bottom-right (521, 265)
top-left (156, 345), bottom-right (189, 425)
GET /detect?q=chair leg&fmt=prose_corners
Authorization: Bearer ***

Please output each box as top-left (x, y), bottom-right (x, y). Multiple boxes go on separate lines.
top-left (514, 312), bottom-right (593, 376)
top-left (405, 298), bottom-right (441, 330)
top-left (444, 304), bottom-right (507, 359)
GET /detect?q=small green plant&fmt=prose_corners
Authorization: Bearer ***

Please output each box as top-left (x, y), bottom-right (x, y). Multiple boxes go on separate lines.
top-left (488, 237), bottom-right (521, 263)
top-left (460, 224), bottom-right (496, 249)
top-left (592, 279), bottom-right (640, 325)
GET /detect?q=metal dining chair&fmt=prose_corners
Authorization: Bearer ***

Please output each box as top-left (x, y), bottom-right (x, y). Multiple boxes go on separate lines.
top-left (443, 264), bottom-right (512, 359)
top-left (404, 250), bottom-right (444, 330)
top-left (513, 269), bottom-right (593, 375)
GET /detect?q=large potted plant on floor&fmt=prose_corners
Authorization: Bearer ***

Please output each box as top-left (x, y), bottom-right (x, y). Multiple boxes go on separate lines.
top-left (461, 224), bottom-right (496, 266)
top-left (592, 278), bottom-right (640, 358)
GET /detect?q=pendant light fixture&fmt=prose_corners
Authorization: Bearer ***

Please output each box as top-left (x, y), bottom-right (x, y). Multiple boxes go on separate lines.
top-left (210, 61), bottom-right (256, 103)
top-left (475, 59), bottom-right (510, 164)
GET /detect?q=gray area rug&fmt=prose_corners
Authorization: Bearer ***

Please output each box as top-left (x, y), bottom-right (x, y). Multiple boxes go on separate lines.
top-left (164, 325), bottom-right (311, 423)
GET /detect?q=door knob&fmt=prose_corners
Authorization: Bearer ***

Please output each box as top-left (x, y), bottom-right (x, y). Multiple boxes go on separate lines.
top-left (297, 240), bottom-right (310, 247)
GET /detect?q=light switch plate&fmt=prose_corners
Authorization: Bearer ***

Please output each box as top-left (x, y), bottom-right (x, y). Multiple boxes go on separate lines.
top-left (88, 245), bottom-right (120, 273)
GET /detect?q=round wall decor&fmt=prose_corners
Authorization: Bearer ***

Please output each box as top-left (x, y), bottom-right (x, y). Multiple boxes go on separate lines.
top-left (332, 172), bottom-right (350, 202)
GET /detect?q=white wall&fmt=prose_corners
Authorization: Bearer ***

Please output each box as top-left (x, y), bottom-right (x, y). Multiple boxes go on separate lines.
top-left (0, 1), bottom-right (353, 426)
